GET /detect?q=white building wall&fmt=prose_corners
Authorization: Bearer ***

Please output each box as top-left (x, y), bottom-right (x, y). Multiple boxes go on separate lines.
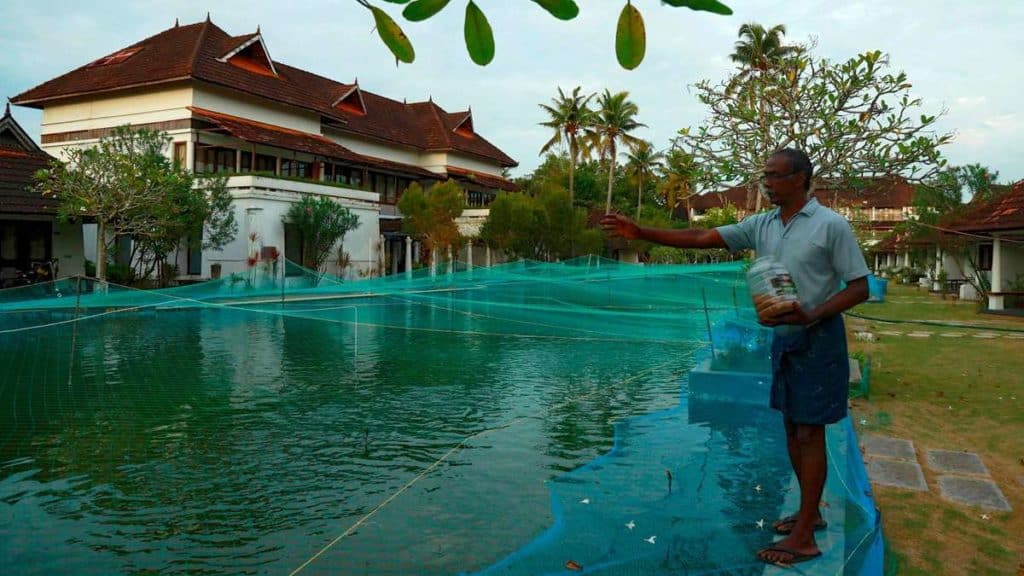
top-left (999, 240), bottom-right (1024, 290)
top-left (204, 175), bottom-right (381, 280)
top-left (327, 132), bottom-right (423, 167)
top-left (39, 85), bottom-right (193, 136)
top-left (191, 84), bottom-right (321, 134)
top-left (445, 152), bottom-right (504, 176)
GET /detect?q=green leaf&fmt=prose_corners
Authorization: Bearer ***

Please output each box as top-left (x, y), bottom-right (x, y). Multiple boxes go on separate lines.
top-left (615, 2), bottom-right (645, 70)
top-left (531, 0), bottom-right (579, 20)
top-left (464, 1), bottom-right (495, 65)
top-left (402, 0), bottom-right (450, 22)
top-left (660, 0), bottom-right (733, 15)
top-left (371, 6), bottom-right (415, 63)
top-left (380, 0), bottom-right (412, 3)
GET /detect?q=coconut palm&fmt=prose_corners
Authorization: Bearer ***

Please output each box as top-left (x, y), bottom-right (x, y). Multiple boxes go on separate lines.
top-left (590, 89), bottom-right (646, 213)
top-left (729, 23), bottom-right (797, 73)
top-left (659, 147), bottom-right (700, 219)
top-left (538, 86), bottom-right (596, 207)
top-left (729, 23), bottom-right (798, 211)
top-left (624, 141), bottom-right (664, 221)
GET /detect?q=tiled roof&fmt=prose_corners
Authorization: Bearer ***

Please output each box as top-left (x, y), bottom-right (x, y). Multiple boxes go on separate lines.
top-left (445, 165), bottom-right (518, 192)
top-left (951, 180), bottom-right (1024, 233)
top-left (686, 177), bottom-right (916, 213)
top-left (0, 149), bottom-right (57, 214)
top-left (12, 19), bottom-right (517, 168)
top-left (189, 107), bottom-right (441, 179)
top-left (0, 107), bottom-right (56, 215)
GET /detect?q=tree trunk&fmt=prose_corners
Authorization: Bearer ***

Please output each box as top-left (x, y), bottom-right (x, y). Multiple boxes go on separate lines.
top-left (605, 146), bottom-right (616, 214)
top-left (636, 172), bottom-right (643, 221)
top-left (96, 220), bottom-right (107, 281)
top-left (568, 139), bottom-right (576, 207)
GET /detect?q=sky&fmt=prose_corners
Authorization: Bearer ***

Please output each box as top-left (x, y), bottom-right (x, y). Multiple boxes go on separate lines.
top-left (2, 0), bottom-right (1022, 183)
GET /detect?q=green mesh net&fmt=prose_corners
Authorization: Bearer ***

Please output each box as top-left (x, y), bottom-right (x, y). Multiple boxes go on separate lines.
top-left (0, 257), bottom-right (881, 575)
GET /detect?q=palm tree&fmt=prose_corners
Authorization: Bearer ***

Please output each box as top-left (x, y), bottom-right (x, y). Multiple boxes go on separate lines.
top-left (590, 89), bottom-right (646, 213)
top-left (659, 147), bottom-right (700, 220)
top-left (729, 23), bottom-right (798, 211)
top-left (624, 141), bottom-right (664, 221)
top-left (538, 86), bottom-right (596, 207)
top-left (729, 23), bottom-right (797, 73)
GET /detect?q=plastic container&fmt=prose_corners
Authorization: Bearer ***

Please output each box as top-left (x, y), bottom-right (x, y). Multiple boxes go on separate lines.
top-left (867, 275), bottom-right (888, 303)
top-left (747, 256), bottom-right (802, 334)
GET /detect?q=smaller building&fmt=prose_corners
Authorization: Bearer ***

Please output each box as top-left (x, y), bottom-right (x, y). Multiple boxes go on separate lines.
top-left (950, 180), bottom-right (1024, 311)
top-left (682, 177), bottom-right (915, 245)
top-left (0, 104), bottom-right (85, 286)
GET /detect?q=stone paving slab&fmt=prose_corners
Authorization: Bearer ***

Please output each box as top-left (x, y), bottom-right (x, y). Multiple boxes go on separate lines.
top-left (878, 330), bottom-right (903, 336)
top-left (939, 332), bottom-right (965, 338)
top-left (936, 476), bottom-right (1012, 511)
top-left (972, 332), bottom-right (998, 339)
top-left (861, 435), bottom-right (917, 461)
top-left (906, 332), bottom-right (933, 338)
top-left (866, 458), bottom-right (928, 491)
top-left (926, 449), bottom-right (989, 475)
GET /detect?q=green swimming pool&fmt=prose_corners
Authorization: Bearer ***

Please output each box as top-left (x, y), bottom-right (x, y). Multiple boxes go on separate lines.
top-left (3, 260), bottom-right (771, 574)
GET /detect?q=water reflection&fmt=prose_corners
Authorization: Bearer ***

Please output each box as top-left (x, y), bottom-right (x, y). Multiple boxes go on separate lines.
top-left (1, 298), bottom-right (703, 575)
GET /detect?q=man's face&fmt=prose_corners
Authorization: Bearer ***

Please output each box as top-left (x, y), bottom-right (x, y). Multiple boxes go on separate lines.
top-left (761, 155), bottom-right (805, 206)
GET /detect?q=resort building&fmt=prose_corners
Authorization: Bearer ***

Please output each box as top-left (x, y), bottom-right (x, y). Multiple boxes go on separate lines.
top-left (11, 17), bottom-right (517, 281)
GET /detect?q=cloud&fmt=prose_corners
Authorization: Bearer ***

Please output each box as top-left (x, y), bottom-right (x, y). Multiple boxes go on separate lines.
top-left (954, 96), bottom-right (988, 109)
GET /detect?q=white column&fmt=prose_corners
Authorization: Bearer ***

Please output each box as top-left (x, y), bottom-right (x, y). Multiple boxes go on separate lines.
top-left (904, 251), bottom-right (911, 267)
top-left (874, 253), bottom-right (879, 274)
top-left (990, 237), bottom-right (1004, 310)
top-left (446, 246), bottom-right (453, 275)
top-left (467, 241), bottom-right (473, 270)
top-left (405, 236), bottom-right (413, 278)
top-left (485, 245), bottom-right (492, 267)
top-left (933, 247), bottom-right (943, 291)
top-left (379, 234), bottom-right (386, 276)
top-left (430, 248), bottom-right (437, 278)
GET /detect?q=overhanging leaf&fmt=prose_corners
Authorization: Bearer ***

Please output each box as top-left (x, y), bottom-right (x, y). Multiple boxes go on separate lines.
top-left (531, 0), bottom-right (579, 20)
top-left (402, 0), bottom-right (451, 22)
top-left (615, 2), bottom-right (645, 70)
top-left (371, 6), bottom-right (415, 63)
top-left (660, 0), bottom-right (733, 16)
top-left (464, 1), bottom-right (495, 66)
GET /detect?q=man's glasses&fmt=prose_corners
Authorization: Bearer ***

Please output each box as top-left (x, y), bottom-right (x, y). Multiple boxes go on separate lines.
top-left (758, 169), bottom-right (800, 183)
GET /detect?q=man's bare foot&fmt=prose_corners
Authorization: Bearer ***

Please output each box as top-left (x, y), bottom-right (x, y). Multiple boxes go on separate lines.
top-left (772, 512), bottom-right (826, 535)
top-left (757, 536), bottom-right (822, 566)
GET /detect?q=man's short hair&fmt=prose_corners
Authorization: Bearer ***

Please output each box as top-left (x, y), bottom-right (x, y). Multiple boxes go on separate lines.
top-left (773, 148), bottom-right (813, 192)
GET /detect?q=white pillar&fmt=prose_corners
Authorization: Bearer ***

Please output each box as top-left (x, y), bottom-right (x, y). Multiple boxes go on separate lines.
top-left (430, 248), bottom-right (437, 278)
top-left (904, 251), bottom-right (911, 267)
top-left (990, 237), bottom-right (1004, 310)
top-left (467, 241), bottom-right (473, 271)
top-left (379, 234), bottom-right (386, 276)
top-left (405, 236), bottom-right (413, 278)
top-left (874, 253), bottom-right (879, 274)
top-left (933, 247), bottom-right (943, 291)
top-left (485, 245), bottom-right (491, 267)
top-left (446, 246), bottom-right (453, 275)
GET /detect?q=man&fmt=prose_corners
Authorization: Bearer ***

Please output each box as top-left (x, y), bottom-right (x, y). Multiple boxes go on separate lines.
top-left (600, 148), bottom-right (869, 566)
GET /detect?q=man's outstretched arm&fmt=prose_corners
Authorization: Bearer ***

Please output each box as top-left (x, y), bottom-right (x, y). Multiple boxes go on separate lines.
top-left (600, 213), bottom-right (729, 249)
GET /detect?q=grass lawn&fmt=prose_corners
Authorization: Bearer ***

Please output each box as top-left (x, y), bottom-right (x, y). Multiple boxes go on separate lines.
top-left (846, 284), bottom-right (1024, 576)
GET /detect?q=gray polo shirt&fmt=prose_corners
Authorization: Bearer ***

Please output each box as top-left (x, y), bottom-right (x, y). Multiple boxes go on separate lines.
top-left (717, 198), bottom-right (870, 311)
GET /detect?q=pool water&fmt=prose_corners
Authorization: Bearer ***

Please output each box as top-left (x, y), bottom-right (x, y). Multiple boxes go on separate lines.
top-left (1, 283), bottom-right (735, 575)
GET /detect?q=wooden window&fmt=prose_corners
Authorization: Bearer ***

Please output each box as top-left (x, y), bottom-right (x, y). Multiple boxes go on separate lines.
top-left (255, 154), bottom-right (277, 174)
top-left (198, 146), bottom-right (236, 173)
top-left (978, 244), bottom-right (993, 272)
top-left (281, 159), bottom-right (310, 179)
top-left (173, 142), bottom-right (187, 168)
